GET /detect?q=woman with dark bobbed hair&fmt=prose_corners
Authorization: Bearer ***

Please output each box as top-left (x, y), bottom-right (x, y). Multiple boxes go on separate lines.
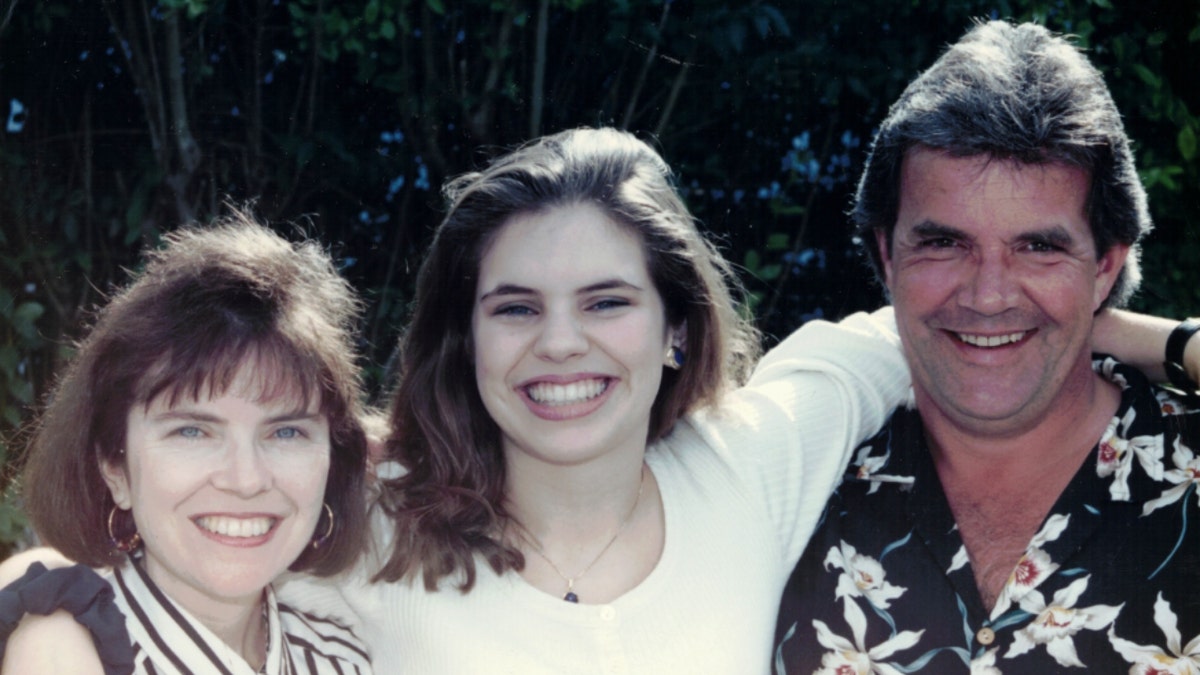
top-left (1, 210), bottom-right (373, 674)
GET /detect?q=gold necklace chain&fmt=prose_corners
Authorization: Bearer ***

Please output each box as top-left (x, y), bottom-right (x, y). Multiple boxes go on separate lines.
top-left (511, 464), bottom-right (647, 603)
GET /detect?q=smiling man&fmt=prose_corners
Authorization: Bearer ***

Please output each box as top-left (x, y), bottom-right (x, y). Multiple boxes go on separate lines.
top-left (775, 20), bottom-right (1200, 673)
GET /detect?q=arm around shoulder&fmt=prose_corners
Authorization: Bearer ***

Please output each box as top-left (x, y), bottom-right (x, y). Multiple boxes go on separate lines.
top-left (749, 306), bottom-right (911, 427)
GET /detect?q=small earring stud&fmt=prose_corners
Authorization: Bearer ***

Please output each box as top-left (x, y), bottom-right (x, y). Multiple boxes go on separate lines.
top-left (665, 345), bottom-right (684, 370)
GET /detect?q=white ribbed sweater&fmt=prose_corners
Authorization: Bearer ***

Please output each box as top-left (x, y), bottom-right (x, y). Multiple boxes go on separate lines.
top-left (280, 308), bottom-right (909, 674)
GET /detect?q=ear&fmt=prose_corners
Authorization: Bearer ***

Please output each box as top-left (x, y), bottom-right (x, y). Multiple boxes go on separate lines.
top-left (875, 228), bottom-right (896, 290)
top-left (99, 456), bottom-right (132, 510)
top-left (1093, 243), bottom-right (1131, 311)
top-left (669, 319), bottom-right (688, 352)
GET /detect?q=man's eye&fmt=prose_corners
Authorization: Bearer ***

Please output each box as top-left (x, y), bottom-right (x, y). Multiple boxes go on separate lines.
top-left (1026, 240), bottom-right (1063, 253)
top-left (919, 237), bottom-right (958, 249)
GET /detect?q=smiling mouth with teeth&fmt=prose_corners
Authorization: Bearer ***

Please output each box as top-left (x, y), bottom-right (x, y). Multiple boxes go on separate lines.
top-left (956, 331), bottom-right (1028, 348)
top-left (525, 378), bottom-right (609, 406)
top-left (194, 515), bottom-right (276, 538)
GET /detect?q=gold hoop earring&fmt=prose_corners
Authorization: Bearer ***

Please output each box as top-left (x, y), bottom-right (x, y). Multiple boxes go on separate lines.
top-left (107, 507), bottom-right (141, 553)
top-left (664, 345), bottom-right (684, 370)
top-left (311, 503), bottom-right (335, 549)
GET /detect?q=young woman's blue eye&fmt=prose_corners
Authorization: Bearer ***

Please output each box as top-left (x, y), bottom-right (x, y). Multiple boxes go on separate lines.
top-left (590, 298), bottom-right (630, 311)
top-left (176, 426), bottom-right (203, 439)
top-left (495, 304), bottom-right (536, 317)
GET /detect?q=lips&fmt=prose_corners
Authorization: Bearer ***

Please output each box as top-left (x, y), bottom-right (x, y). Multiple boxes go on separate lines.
top-left (955, 331), bottom-right (1029, 348)
top-left (524, 378), bottom-right (609, 406)
top-left (193, 515), bottom-right (276, 538)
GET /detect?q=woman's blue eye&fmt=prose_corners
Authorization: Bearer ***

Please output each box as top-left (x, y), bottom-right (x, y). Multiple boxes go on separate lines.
top-left (495, 304), bottom-right (535, 316)
top-left (591, 298), bottom-right (629, 311)
top-left (275, 427), bottom-right (302, 440)
top-left (177, 426), bottom-right (203, 439)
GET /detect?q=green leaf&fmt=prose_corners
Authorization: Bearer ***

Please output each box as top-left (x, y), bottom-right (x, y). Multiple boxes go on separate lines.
top-left (1178, 126), bottom-right (1197, 162)
top-left (0, 345), bottom-right (17, 379)
top-left (9, 378), bottom-right (32, 405)
top-left (380, 19), bottom-right (397, 40)
top-left (766, 233), bottom-right (790, 251)
top-left (426, 0), bottom-right (445, 15)
top-left (13, 302), bottom-right (44, 341)
top-left (758, 264), bottom-right (782, 281)
top-left (744, 249), bottom-right (761, 271)
top-left (1132, 64), bottom-right (1160, 89)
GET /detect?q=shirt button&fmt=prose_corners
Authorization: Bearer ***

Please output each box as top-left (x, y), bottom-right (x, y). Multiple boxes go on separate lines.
top-left (600, 606), bottom-right (616, 621)
top-left (976, 627), bottom-right (996, 645)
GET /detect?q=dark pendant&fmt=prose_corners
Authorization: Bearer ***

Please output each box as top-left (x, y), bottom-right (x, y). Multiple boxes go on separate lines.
top-left (563, 591), bottom-right (579, 603)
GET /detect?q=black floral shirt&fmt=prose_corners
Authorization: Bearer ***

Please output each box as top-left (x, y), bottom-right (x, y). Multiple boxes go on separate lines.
top-left (774, 358), bottom-right (1200, 674)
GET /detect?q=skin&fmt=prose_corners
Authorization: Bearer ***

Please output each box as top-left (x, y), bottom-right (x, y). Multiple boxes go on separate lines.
top-left (101, 360), bottom-right (331, 664)
top-left (470, 201), bottom-right (677, 602)
top-left (472, 201), bottom-right (679, 473)
top-left (879, 147), bottom-right (1129, 443)
top-left (878, 146), bottom-right (1130, 607)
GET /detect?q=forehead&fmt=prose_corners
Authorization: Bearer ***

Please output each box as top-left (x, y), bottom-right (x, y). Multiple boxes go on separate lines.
top-left (897, 148), bottom-right (1091, 236)
top-left (141, 354), bottom-right (319, 413)
top-left (477, 202), bottom-right (651, 290)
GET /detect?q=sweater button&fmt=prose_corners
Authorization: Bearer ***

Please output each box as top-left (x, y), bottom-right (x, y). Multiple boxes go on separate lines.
top-left (976, 627), bottom-right (996, 645)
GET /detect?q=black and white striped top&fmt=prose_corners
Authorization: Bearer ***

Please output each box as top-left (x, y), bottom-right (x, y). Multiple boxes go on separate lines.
top-left (106, 558), bottom-right (372, 675)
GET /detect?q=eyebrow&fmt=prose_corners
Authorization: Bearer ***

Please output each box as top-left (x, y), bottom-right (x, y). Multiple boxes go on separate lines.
top-left (478, 278), bottom-right (644, 302)
top-left (909, 221), bottom-right (1077, 247)
top-left (150, 409), bottom-right (322, 425)
top-left (910, 221), bottom-right (966, 240)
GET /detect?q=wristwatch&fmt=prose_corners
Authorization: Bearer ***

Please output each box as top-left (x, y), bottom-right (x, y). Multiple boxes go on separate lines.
top-left (1164, 318), bottom-right (1200, 392)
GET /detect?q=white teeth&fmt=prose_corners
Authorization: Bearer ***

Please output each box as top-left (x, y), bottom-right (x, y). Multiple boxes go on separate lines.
top-left (195, 515), bottom-right (274, 538)
top-left (957, 332), bottom-right (1027, 348)
top-left (526, 379), bottom-right (608, 406)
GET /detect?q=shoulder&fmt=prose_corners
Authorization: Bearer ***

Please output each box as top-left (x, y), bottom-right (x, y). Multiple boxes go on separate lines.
top-left (278, 601), bottom-right (372, 668)
top-left (0, 560), bottom-right (134, 675)
top-left (0, 548), bottom-right (73, 586)
top-left (2, 610), bottom-right (106, 675)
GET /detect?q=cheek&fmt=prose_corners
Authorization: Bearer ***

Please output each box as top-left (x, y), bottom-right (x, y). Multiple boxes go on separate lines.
top-left (275, 453), bottom-right (332, 504)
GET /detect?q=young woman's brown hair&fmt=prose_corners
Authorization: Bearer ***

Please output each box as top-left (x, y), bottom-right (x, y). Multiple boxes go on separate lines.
top-left (375, 127), bottom-right (760, 589)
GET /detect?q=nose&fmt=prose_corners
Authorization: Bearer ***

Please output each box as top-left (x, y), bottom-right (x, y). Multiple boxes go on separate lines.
top-left (957, 250), bottom-right (1019, 316)
top-left (212, 437), bottom-right (273, 496)
top-left (532, 307), bottom-right (588, 362)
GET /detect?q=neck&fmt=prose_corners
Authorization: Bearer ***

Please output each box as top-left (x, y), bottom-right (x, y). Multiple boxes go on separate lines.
top-left (503, 440), bottom-right (647, 527)
top-left (922, 369), bottom-right (1121, 485)
top-left (504, 450), bottom-right (647, 540)
top-left (200, 599), bottom-right (267, 669)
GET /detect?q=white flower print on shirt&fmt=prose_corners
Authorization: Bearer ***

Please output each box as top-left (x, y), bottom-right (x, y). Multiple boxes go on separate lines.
top-left (970, 648), bottom-right (1002, 675)
top-left (825, 541), bottom-right (907, 610)
top-left (1097, 407), bottom-right (1164, 501)
top-left (1108, 592), bottom-right (1200, 674)
top-left (851, 446), bottom-right (915, 494)
top-left (812, 597), bottom-right (924, 675)
top-left (1142, 437), bottom-right (1200, 517)
top-left (1005, 576), bottom-right (1123, 668)
top-left (988, 514), bottom-right (1069, 619)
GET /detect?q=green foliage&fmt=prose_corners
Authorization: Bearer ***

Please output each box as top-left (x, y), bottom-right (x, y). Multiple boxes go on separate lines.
top-left (0, 0), bottom-right (1197, 556)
